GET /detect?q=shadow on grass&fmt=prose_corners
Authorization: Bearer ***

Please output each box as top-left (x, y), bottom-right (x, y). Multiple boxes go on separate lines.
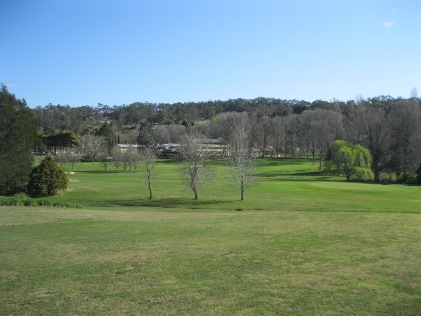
top-left (98, 197), bottom-right (237, 210)
top-left (72, 170), bottom-right (139, 174)
top-left (255, 157), bottom-right (315, 167)
top-left (257, 170), bottom-right (340, 181)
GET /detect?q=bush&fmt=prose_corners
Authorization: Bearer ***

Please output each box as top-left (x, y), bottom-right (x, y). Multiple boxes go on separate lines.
top-left (0, 197), bottom-right (81, 208)
top-left (27, 156), bottom-right (68, 197)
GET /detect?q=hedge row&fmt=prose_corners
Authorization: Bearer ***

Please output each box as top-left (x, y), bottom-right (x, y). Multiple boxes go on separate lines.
top-left (0, 197), bottom-right (81, 209)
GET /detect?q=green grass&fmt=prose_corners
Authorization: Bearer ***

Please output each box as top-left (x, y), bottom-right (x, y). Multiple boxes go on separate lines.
top-left (1, 158), bottom-right (421, 315)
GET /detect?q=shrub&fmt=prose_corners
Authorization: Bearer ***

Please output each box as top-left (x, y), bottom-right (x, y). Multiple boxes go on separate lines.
top-left (27, 156), bottom-right (68, 197)
top-left (0, 197), bottom-right (81, 208)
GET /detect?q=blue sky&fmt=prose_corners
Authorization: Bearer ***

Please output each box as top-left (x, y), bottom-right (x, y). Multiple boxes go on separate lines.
top-left (1, 0), bottom-right (420, 107)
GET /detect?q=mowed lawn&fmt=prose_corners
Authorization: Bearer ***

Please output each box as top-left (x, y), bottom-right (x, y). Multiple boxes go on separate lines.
top-left (1, 159), bottom-right (420, 315)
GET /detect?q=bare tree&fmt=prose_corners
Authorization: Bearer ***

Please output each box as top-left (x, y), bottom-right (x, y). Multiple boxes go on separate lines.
top-left (154, 125), bottom-right (172, 144)
top-left (154, 124), bottom-right (187, 144)
top-left (388, 100), bottom-right (421, 180)
top-left (228, 115), bottom-right (256, 201)
top-left (139, 147), bottom-right (157, 199)
top-left (56, 152), bottom-right (81, 170)
top-left (79, 135), bottom-right (106, 160)
top-left (281, 114), bottom-right (299, 157)
top-left (121, 146), bottom-right (141, 172)
top-left (256, 116), bottom-right (275, 157)
top-left (179, 135), bottom-right (214, 200)
top-left (111, 146), bottom-right (123, 171)
top-left (270, 116), bottom-right (287, 157)
top-left (345, 103), bottom-right (392, 182)
top-left (98, 151), bottom-right (111, 172)
top-left (301, 109), bottom-right (344, 168)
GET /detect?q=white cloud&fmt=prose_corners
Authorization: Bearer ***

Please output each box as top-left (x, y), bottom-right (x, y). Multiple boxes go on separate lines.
top-left (383, 21), bottom-right (395, 28)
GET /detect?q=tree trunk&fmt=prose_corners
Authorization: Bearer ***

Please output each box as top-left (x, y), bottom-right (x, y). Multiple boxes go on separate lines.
top-left (147, 173), bottom-right (152, 199)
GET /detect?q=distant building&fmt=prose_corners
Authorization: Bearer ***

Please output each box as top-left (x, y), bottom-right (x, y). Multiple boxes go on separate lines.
top-left (200, 138), bottom-right (228, 156)
top-left (117, 144), bottom-right (141, 152)
top-left (156, 143), bottom-right (182, 159)
top-left (156, 138), bottom-right (228, 158)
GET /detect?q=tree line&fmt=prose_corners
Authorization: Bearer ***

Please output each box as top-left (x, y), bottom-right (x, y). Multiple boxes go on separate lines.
top-left (32, 97), bottom-right (345, 133)
top-left (1, 83), bottom-right (421, 197)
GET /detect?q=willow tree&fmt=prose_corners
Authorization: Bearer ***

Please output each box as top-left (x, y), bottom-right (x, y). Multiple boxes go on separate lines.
top-left (327, 140), bottom-right (373, 182)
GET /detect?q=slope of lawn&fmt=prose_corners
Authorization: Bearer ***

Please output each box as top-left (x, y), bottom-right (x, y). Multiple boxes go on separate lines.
top-left (1, 158), bottom-right (420, 315)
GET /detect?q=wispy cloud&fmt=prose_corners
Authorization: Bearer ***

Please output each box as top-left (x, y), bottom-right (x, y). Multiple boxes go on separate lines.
top-left (5, 83), bottom-right (17, 89)
top-left (383, 21), bottom-right (395, 28)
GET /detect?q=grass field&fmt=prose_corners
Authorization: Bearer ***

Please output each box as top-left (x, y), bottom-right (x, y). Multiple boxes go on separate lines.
top-left (1, 158), bottom-right (421, 315)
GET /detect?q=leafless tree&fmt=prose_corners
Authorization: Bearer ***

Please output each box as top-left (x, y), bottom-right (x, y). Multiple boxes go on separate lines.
top-left (281, 114), bottom-right (299, 157)
top-left (111, 146), bottom-right (123, 171)
top-left (56, 152), bottom-right (81, 170)
top-left (79, 135), bottom-right (106, 160)
top-left (207, 112), bottom-right (258, 146)
top-left (271, 116), bottom-right (287, 157)
top-left (139, 147), bottom-right (157, 199)
top-left (154, 125), bottom-right (171, 144)
top-left (122, 146), bottom-right (141, 171)
top-left (388, 100), bottom-right (421, 180)
top-left (179, 135), bottom-right (214, 200)
top-left (228, 115), bottom-right (256, 201)
top-left (154, 125), bottom-right (187, 144)
top-left (98, 151), bottom-right (111, 172)
top-left (301, 109), bottom-right (344, 168)
top-left (256, 116), bottom-right (275, 157)
top-left (345, 103), bottom-right (393, 182)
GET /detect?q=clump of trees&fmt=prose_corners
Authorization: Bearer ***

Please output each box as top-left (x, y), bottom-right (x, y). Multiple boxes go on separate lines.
top-left (27, 156), bottom-right (68, 197)
top-left (38, 131), bottom-right (79, 154)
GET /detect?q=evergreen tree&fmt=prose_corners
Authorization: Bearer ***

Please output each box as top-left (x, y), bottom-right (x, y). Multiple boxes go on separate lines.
top-left (96, 122), bottom-right (117, 154)
top-left (137, 120), bottom-right (155, 148)
top-left (27, 156), bottom-right (68, 197)
top-left (0, 85), bottom-right (37, 195)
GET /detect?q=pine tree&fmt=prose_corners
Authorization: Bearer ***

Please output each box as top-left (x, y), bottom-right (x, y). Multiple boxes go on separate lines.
top-left (27, 156), bottom-right (68, 197)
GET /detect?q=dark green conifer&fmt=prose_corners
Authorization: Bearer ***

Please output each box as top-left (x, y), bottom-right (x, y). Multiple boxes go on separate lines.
top-left (0, 85), bottom-right (37, 195)
top-left (27, 156), bottom-right (68, 197)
